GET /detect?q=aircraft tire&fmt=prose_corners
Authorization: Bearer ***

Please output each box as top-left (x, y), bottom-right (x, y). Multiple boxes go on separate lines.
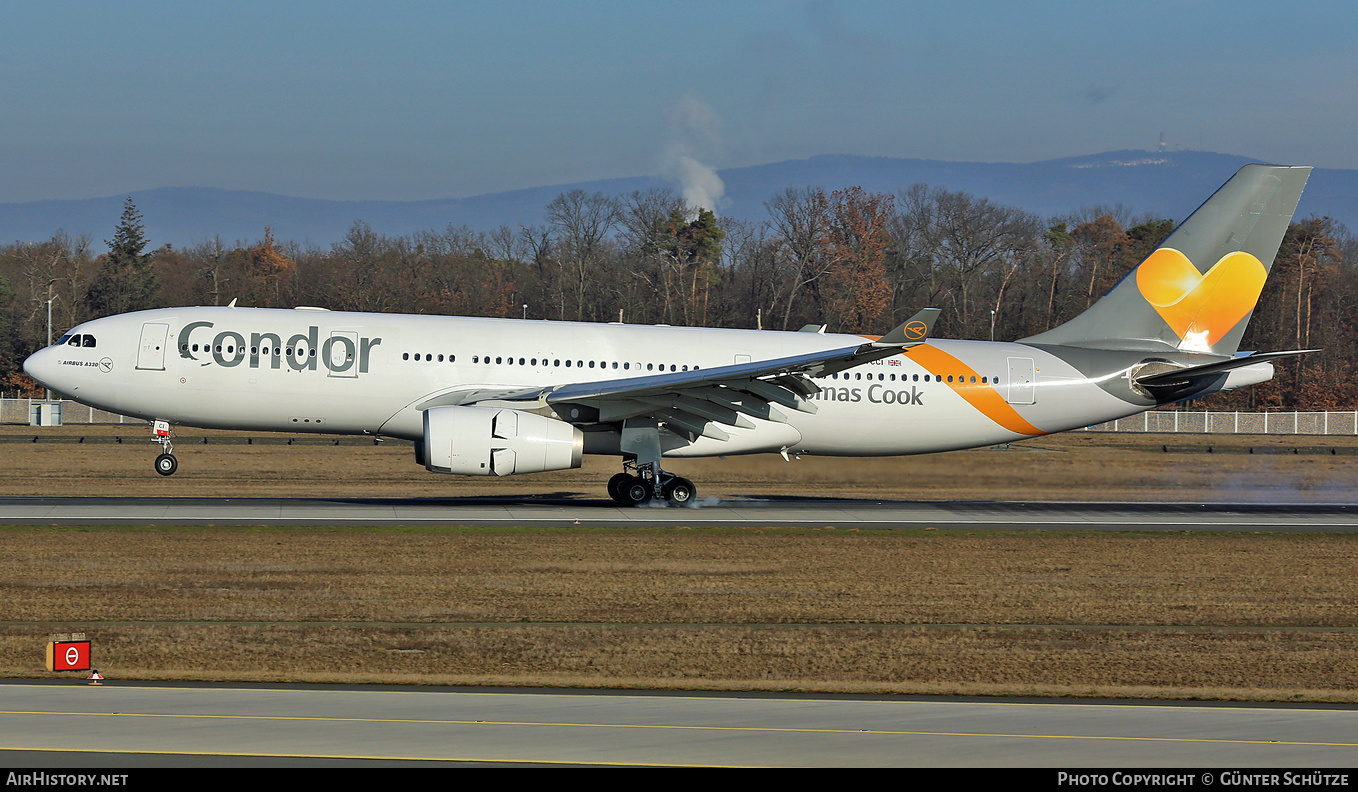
top-left (607, 473), bottom-right (633, 503)
top-left (663, 477), bottom-right (696, 507)
top-left (620, 477), bottom-right (651, 505)
top-left (154, 453), bottom-right (178, 477)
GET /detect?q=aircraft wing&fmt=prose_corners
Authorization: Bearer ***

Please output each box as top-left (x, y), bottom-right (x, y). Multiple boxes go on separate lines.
top-left (465, 309), bottom-right (940, 441)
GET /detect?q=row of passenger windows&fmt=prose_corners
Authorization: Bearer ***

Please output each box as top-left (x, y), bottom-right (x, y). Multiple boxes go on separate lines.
top-left (397, 351), bottom-right (1001, 384)
top-left (400, 352), bottom-right (699, 372)
top-left (183, 343), bottom-right (314, 357)
top-left (829, 371), bottom-right (1002, 385)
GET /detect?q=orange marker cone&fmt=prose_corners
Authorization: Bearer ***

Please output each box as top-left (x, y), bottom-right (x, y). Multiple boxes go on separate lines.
top-left (87, 670), bottom-right (103, 685)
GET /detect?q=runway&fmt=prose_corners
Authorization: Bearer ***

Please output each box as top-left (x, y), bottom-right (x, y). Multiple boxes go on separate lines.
top-left (2, 681), bottom-right (1355, 767)
top-left (1, 495), bottom-right (1357, 530)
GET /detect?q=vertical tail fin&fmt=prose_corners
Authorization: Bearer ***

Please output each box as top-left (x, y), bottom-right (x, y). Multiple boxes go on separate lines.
top-left (1023, 164), bottom-right (1311, 354)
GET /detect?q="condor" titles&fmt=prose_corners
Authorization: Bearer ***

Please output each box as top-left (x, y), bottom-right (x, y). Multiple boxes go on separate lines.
top-left (178, 321), bottom-right (382, 374)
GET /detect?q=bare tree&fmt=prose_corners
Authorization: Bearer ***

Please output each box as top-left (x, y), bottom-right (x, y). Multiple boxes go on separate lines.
top-left (546, 190), bottom-right (620, 321)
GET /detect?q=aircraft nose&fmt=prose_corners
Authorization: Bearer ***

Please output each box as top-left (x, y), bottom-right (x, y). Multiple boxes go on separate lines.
top-left (23, 347), bottom-right (59, 392)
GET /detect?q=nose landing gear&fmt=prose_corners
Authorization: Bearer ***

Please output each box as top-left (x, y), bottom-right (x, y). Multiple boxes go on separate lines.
top-left (151, 420), bottom-right (177, 476)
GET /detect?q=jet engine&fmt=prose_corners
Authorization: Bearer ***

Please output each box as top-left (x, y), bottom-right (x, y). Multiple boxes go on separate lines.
top-left (419, 406), bottom-right (583, 476)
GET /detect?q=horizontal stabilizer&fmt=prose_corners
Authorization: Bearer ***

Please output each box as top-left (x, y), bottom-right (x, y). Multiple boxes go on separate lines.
top-left (1135, 350), bottom-right (1315, 388)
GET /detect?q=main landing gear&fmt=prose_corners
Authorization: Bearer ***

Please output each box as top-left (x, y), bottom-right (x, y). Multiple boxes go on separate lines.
top-left (608, 418), bottom-right (698, 506)
top-left (607, 463), bottom-right (697, 506)
top-left (151, 420), bottom-right (178, 476)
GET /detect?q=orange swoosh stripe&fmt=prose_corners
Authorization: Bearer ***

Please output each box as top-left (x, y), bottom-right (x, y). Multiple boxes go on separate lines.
top-left (904, 344), bottom-right (1044, 436)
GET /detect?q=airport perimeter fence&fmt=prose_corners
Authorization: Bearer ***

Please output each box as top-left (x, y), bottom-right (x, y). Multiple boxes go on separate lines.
top-left (0, 397), bottom-right (133, 425)
top-left (1083, 411), bottom-right (1358, 435)
top-left (3, 396), bottom-right (1358, 436)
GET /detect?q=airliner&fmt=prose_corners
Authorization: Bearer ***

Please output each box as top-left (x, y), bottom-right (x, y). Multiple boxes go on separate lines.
top-left (23, 165), bottom-right (1313, 505)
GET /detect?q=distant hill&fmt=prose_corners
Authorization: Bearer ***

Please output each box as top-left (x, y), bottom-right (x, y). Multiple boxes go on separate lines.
top-left (1, 150), bottom-right (1352, 249)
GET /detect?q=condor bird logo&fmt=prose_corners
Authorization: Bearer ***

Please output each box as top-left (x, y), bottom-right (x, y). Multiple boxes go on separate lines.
top-left (902, 320), bottom-right (929, 341)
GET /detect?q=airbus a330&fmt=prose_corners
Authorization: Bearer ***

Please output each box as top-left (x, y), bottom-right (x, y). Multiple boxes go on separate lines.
top-left (24, 165), bottom-right (1313, 504)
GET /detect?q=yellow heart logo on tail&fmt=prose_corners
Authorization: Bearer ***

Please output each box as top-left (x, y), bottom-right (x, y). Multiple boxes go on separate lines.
top-left (1135, 248), bottom-right (1267, 349)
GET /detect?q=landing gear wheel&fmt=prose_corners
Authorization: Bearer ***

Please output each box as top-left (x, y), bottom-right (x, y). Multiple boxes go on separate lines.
top-left (607, 472), bottom-right (633, 503)
top-left (154, 453), bottom-right (178, 477)
top-left (662, 477), bottom-right (696, 507)
top-left (620, 477), bottom-right (651, 505)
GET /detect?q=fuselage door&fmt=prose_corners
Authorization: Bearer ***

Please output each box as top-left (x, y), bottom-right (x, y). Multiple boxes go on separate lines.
top-left (136, 323), bottom-right (169, 371)
top-left (327, 331), bottom-right (359, 378)
top-left (1006, 357), bottom-right (1035, 405)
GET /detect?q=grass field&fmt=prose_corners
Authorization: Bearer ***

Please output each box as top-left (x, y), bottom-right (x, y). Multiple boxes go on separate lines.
top-left (2, 424), bottom-right (1356, 700)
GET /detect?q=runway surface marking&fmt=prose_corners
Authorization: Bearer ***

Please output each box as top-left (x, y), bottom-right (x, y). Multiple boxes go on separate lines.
top-left (5, 685), bottom-right (1355, 766)
top-left (6, 495), bottom-right (1358, 532)
top-left (0, 745), bottom-right (705, 767)
top-left (3, 707), bottom-right (1353, 746)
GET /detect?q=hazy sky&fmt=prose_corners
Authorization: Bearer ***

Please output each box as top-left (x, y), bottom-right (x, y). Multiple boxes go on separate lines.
top-left (3, 0), bottom-right (1355, 202)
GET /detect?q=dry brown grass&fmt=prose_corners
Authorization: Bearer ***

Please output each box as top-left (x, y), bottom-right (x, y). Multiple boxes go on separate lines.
top-left (2, 524), bottom-right (1357, 700)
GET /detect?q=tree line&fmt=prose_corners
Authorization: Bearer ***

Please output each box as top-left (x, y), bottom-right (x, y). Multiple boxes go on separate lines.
top-left (1, 186), bottom-right (1354, 409)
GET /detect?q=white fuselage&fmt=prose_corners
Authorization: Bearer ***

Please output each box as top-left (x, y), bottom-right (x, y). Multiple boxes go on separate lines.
top-left (25, 306), bottom-right (1156, 458)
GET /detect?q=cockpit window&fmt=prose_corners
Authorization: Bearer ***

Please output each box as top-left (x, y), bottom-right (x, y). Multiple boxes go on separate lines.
top-left (81, 335), bottom-right (96, 348)
top-left (62, 334), bottom-right (97, 348)
top-left (55, 334), bottom-right (72, 347)
top-left (65, 335), bottom-right (80, 346)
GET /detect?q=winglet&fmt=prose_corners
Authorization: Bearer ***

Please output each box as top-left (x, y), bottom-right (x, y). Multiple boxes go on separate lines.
top-left (873, 308), bottom-right (941, 347)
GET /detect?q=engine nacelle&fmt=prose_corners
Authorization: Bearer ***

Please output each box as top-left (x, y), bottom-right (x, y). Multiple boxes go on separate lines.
top-left (420, 406), bottom-right (583, 476)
